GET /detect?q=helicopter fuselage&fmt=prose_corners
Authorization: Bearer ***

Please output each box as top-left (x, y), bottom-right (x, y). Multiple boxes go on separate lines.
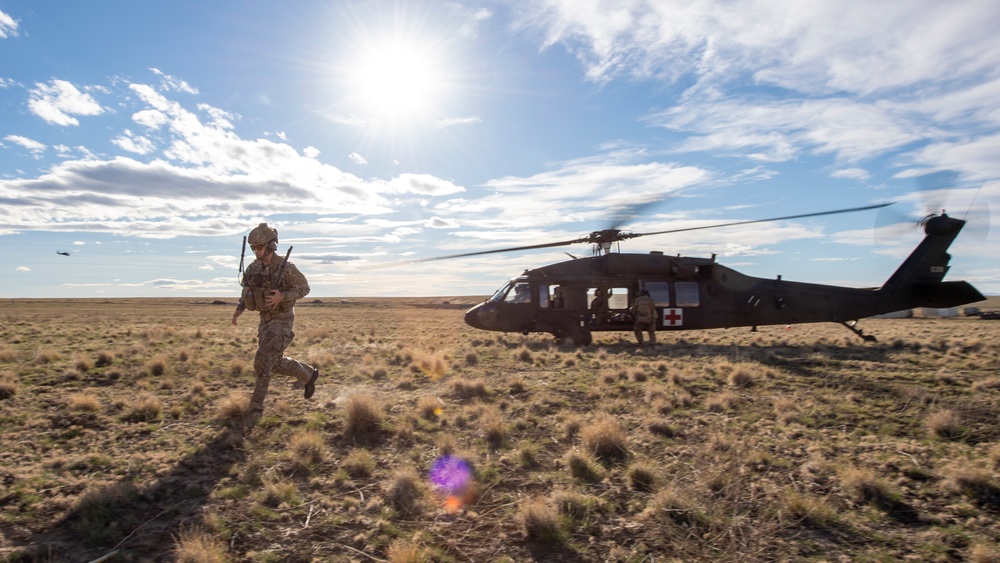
top-left (464, 220), bottom-right (984, 346)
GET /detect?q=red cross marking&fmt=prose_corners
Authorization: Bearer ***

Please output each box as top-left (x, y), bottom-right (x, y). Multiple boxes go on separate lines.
top-left (663, 308), bottom-right (683, 326)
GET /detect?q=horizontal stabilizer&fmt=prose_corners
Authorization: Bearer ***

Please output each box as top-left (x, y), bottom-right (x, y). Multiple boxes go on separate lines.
top-left (912, 281), bottom-right (985, 308)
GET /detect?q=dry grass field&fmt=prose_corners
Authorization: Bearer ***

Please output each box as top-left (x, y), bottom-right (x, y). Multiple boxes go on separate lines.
top-left (2, 296), bottom-right (1000, 562)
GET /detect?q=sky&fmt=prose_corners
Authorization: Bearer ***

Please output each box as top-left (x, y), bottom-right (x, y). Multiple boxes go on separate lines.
top-left (1, 0), bottom-right (998, 299)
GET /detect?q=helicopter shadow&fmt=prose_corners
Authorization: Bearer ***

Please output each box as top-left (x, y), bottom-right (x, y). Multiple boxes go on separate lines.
top-left (29, 426), bottom-right (246, 561)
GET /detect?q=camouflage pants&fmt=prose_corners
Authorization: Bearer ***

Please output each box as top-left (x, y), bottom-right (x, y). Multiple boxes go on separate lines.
top-left (248, 316), bottom-right (315, 419)
top-left (633, 320), bottom-right (656, 345)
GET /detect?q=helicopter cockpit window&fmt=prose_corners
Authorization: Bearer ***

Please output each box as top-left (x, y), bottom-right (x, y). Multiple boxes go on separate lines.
top-left (505, 281), bottom-right (532, 304)
top-left (643, 282), bottom-right (670, 307)
top-left (675, 281), bottom-right (700, 307)
top-left (489, 282), bottom-right (513, 303)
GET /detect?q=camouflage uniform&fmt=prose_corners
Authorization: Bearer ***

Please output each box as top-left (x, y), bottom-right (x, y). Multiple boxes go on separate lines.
top-left (236, 251), bottom-right (316, 421)
top-left (631, 292), bottom-right (657, 346)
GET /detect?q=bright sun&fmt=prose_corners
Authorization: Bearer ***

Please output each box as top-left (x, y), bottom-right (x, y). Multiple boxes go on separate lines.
top-left (347, 39), bottom-right (447, 122)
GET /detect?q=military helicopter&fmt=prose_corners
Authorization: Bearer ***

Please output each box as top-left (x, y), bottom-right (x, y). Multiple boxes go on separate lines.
top-left (373, 202), bottom-right (984, 346)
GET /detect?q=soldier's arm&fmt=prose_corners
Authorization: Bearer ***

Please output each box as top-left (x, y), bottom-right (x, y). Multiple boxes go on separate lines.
top-left (232, 297), bottom-right (246, 325)
top-left (277, 263), bottom-right (310, 303)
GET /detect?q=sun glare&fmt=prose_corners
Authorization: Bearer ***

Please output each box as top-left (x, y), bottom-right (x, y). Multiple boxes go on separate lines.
top-left (347, 37), bottom-right (447, 122)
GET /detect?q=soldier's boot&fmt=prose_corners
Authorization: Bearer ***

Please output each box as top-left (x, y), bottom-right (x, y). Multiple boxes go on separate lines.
top-left (634, 331), bottom-right (644, 346)
top-left (649, 332), bottom-right (656, 346)
top-left (304, 368), bottom-right (319, 399)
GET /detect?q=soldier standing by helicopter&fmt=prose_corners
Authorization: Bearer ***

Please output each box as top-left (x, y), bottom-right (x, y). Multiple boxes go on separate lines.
top-left (232, 222), bottom-right (319, 427)
top-left (630, 289), bottom-right (657, 346)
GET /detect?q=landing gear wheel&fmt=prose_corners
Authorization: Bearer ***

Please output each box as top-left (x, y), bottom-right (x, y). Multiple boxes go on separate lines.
top-left (566, 326), bottom-right (592, 347)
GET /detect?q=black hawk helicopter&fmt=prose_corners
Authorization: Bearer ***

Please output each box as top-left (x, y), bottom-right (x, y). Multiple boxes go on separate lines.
top-left (374, 202), bottom-right (984, 346)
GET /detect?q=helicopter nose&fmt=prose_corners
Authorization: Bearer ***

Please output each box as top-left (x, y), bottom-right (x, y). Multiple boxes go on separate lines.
top-left (464, 302), bottom-right (498, 330)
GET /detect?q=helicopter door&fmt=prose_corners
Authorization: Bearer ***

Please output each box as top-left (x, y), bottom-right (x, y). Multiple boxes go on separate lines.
top-left (501, 280), bottom-right (535, 332)
top-left (661, 281), bottom-right (700, 329)
top-left (588, 286), bottom-right (631, 326)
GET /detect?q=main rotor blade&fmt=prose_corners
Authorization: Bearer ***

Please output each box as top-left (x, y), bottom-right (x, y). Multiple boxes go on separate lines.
top-left (916, 170), bottom-right (959, 216)
top-left (629, 203), bottom-right (893, 238)
top-left (607, 194), bottom-right (675, 231)
top-left (361, 237), bottom-right (585, 269)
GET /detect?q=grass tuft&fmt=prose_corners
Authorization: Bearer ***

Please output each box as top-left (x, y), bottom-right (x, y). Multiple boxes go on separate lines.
top-left (519, 496), bottom-right (565, 543)
top-left (121, 393), bottom-right (163, 422)
top-left (343, 448), bottom-right (376, 479)
top-left (386, 469), bottom-right (426, 516)
top-left (452, 378), bottom-right (488, 400)
top-left (0, 376), bottom-right (18, 400)
top-left (67, 393), bottom-right (102, 413)
top-left (925, 408), bottom-right (962, 440)
top-left (173, 525), bottom-right (228, 563)
top-left (579, 415), bottom-right (629, 463)
top-left (288, 430), bottom-right (326, 471)
top-left (627, 462), bottom-right (658, 492)
top-left (387, 539), bottom-right (431, 563)
top-left (215, 392), bottom-right (250, 423)
top-left (344, 393), bottom-right (384, 443)
top-left (840, 466), bottom-right (901, 508)
top-left (565, 451), bottom-right (605, 482)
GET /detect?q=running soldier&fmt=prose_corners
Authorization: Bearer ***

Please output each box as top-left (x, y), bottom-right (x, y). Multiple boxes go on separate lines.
top-left (232, 223), bottom-right (319, 426)
top-left (630, 289), bottom-right (657, 346)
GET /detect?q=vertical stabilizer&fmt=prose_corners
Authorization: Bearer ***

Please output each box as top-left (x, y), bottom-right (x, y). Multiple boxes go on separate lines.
top-left (879, 214), bottom-right (984, 308)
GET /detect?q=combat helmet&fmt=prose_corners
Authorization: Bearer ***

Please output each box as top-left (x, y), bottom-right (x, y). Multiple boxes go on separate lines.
top-left (248, 222), bottom-right (278, 253)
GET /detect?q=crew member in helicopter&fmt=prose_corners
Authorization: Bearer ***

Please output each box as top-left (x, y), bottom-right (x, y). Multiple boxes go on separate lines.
top-left (510, 282), bottom-right (531, 303)
top-left (232, 222), bottom-right (320, 427)
top-left (630, 289), bottom-right (657, 346)
top-left (551, 286), bottom-right (565, 309)
top-left (590, 286), bottom-right (611, 324)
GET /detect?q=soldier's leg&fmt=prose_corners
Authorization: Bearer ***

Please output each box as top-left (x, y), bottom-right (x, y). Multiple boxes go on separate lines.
top-left (648, 327), bottom-right (656, 346)
top-left (633, 324), bottom-right (644, 345)
top-left (274, 357), bottom-right (315, 386)
top-left (248, 323), bottom-right (293, 423)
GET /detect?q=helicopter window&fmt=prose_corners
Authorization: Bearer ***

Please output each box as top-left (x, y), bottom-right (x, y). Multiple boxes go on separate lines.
top-left (489, 282), bottom-right (513, 303)
top-left (643, 282), bottom-right (670, 307)
top-left (549, 286), bottom-right (565, 309)
top-left (505, 281), bottom-right (532, 304)
top-left (538, 284), bottom-right (550, 308)
top-left (607, 289), bottom-right (629, 310)
top-left (675, 282), bottom-right (700, 307)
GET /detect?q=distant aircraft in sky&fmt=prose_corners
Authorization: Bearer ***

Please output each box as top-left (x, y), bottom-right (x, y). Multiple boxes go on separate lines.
top-left (56, 251), bottom-right (70, 256)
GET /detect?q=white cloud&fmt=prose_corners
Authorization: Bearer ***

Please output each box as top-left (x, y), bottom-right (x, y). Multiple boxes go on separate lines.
top-left (436, 116), bottom-right (481, 128)
top-left (831, 168), bottom-right (871, 182)
top-left (649, 96), bottom-right (923, 164)
top-left (520, 0), bottom-right (1000, 177)
top-left (133, 109), bottom-right (168, 129)
top-left (387, 173), bottom-right (465, 196)
top-left (150, 68), bottom-right (199, 94)
top-left (4, 135), bottom-right (46, 154)
top-left (521, 1), bottom-right (1000, 95)
top-left (0, 86), bottom-right (481, 239)
top-left (348, 152), bottom-right (367, 165)
top-left (303, 146), bottom-right (321, 159)
top-left (27, 79), bottom-right (105, 126)
top-left (426, 216), bottom-right (460, 229)
top-left (16, 266), bottom-right (30, 272)
top-left (0, 9), bottom-right (17, 39)
top-left (112, 130), bottom-right (156, 154)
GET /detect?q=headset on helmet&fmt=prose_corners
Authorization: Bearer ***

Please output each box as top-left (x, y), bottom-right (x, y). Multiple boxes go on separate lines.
top-left (248, 222), bottom-right (278, 253)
